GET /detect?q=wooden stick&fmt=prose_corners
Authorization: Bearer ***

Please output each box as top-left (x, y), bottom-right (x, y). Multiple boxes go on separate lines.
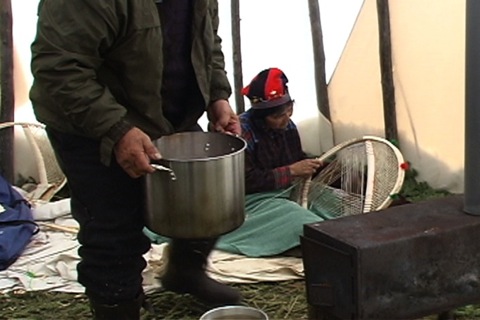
top-left (37, 222), bottom-right (79, 234)
top-left (230, 0), bottom-right (244, 114)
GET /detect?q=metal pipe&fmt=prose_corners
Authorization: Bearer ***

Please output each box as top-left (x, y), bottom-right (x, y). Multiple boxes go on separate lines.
top-left (464, 0), bottom-right (480, 215)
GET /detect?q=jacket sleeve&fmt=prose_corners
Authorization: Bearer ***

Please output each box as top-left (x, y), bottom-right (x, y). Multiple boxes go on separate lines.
top-left (208, 0), bottom-right (232, 103)
top-left (30, 0), bottom-right (127, 140)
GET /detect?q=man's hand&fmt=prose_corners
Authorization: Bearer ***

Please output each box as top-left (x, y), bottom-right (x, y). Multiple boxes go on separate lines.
top-left (114, 127), bottom-right (161, 178)
top-left (207, 99), bottom-right (241, 135)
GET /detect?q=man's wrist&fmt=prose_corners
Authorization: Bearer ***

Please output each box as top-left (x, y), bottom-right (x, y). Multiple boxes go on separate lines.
top-left (105, 119), bottom-right (134, 144)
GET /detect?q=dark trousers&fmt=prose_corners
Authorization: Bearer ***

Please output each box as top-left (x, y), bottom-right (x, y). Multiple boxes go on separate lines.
top-left (46, 128), bottom-right (151, 304)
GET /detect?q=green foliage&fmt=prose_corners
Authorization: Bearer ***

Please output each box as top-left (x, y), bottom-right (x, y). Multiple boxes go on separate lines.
top-left (400, 167), bottom-right (451, 202)
top-left (455, 304), bottom-right (480, 319)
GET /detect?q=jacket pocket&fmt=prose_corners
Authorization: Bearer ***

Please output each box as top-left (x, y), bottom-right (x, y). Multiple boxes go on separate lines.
top-left (130, 0), bottom-right (161, 30)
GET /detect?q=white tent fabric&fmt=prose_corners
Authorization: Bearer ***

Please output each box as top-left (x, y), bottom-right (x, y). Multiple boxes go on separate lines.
top-left (10, 0), bottom-right (467, 193)
top-left (328, 0), bottom-right (465, 193)
top-left (0, 200), bottom-right (303, 294)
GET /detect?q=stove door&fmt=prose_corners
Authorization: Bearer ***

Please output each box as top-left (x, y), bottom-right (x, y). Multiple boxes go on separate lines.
top-left (301, 236), bottom-right (357, 319)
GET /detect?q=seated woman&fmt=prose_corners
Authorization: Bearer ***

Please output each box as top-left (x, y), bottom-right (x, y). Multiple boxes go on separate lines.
top-left (215, 67), bottom-right (328, 257)
top-left (144, 68), bottom-right (329, 257)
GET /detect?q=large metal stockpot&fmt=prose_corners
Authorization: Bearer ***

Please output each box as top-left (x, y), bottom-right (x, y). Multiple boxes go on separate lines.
top-left (144, 132), bottom-right (246, 239)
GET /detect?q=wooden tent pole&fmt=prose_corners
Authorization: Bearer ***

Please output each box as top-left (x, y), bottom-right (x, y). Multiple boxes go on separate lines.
top-left (376, 0), bottom-right (399, 144)
top-left (0, 0), bottom-right (14, 183)
top-left (230, 0), bottom-right (244, 114)
top-left (308, 0), bottom-right (330, 121)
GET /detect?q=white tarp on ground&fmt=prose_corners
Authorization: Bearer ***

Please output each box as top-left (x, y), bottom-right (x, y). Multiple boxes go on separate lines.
top-left (0, 199), bottom-right (303, 294)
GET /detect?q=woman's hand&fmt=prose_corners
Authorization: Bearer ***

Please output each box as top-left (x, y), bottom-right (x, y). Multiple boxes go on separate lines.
top-left (289, 159), bottom-right (323, 177)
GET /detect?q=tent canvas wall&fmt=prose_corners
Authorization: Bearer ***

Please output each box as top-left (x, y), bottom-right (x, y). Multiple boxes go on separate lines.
top-left (7, 0), bottom-right (466, 193)
top-left (329, 0), bottom-right (465, 193)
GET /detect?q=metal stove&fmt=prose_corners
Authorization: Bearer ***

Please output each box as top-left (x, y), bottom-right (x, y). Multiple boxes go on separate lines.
top-left (301, 195), bottom-right (480, 319)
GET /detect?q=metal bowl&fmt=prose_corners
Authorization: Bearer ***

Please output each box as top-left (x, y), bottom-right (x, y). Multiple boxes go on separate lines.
top-left (199, 305), bottom-right (268, 320)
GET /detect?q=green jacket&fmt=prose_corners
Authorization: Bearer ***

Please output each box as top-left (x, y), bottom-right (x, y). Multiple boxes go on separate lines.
top-left (30, 0), bottom-right (231, 165)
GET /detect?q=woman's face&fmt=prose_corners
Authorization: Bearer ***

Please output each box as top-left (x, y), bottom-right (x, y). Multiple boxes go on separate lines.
top-left (265, 103), bottom-right (294, 130)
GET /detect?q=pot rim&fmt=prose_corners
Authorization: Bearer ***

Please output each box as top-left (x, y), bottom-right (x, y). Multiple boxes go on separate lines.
top-left (156, 132), bottom-right (247, 162)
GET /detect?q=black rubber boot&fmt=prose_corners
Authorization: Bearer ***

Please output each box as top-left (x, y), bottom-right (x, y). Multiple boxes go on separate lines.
top-left (160, 238), bottom-right (242, 306)
top-left (89, 292), bottom-right (153, 320)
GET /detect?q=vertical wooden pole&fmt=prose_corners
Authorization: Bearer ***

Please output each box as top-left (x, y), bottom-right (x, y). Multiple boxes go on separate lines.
top-left (0, 0), bottom-right (15, 183)
top-left (230, 0), bottom-right (244, 114)
top-left (376, 0), bottom-right (398, 144)
top-left (308, 0), bottom-right (330, 121)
